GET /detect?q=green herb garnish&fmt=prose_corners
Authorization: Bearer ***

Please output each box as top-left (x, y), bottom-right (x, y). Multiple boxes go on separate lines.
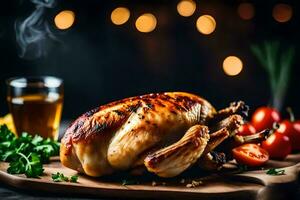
top-left (70, 175), bottom-right (79, 183)
top-left (266, 168), bottom-right (285, 176)
top-left (52, 172), bottom-right (69, 182)
top-left (51, 172), bottom-right (79, 183)
top-left (0, 124), bottom-right (60, 178)
top-left (122, 179), bottom-right (138, 186)
top-left (238, 164), bottom-right (248, 172)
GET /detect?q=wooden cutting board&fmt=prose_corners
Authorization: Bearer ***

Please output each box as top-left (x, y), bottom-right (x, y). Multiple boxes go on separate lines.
top-left (0, 154), bottom-right (300, 200)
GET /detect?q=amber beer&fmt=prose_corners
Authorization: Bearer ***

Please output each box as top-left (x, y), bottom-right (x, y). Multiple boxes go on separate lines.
top-left (6, 77), bottom-right (63, 140)
top-left (8, 94), bottom-right (63, 140)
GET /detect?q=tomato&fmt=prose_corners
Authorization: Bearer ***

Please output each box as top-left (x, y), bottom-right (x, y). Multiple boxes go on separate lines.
top-left (232, 144), bottom-right (269, 167)
top-left (262, 132), bottom-right (291, 159)
top-left (237, 123), bottom-right (256, 136)
top-left (277, 120), bottom-right (300, 151)
top-left (251, 107), bottom-right (281, 132)
top-left (294, 121), bottom-right (300, 150)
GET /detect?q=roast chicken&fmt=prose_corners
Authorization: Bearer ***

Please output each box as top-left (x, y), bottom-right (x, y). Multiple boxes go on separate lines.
top-left (60, 92), bottom-right (246, 178)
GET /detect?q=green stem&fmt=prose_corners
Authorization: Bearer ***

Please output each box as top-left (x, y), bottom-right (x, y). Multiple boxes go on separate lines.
top-left (286, 107), bottom-right (295, 122)
top-left (17, 152), bottom-right (32, 172)
top-left (251, 41), bottom-right (294, 110)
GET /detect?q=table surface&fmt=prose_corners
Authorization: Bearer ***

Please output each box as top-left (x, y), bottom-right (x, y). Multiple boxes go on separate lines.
top-left (1, 179), bottom-right (300, 200)
top-left (1, 121), bottom-right (300, 200)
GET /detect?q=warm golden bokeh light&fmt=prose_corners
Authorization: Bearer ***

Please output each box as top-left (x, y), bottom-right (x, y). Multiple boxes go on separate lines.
top-left (223, 56), bottom-right (243, 76)
top-left (237, 3), bottom-right (255, 20)
top-left (111, 7), bottom-right (130, 25)
top-left (54, 10), bottom-right (75, 30)
top-left (196, 15), bottom-right (216, 35)
top-left (135, 13), bottom-right (157, 33)
top-left (177, 0), bottom-right (196, 17)
top-left (273, 4), bottom-right (293, 23)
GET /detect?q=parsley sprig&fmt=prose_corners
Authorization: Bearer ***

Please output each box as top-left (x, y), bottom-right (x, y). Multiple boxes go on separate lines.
top-left (266, 168), bottom-right (285, 176)
top-left (52, 172), bottom-right (78, 183)
top-left (0, 124), bottom-right (60, 178)
top-left (121, 179), bottom-right (138, 186)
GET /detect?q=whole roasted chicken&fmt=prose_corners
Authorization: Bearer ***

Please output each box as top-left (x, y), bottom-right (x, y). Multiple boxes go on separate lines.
top-left (60, 92), bottom-right (247, 178)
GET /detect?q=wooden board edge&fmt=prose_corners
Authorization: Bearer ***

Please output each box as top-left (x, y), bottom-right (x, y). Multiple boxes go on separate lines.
top-left (0, 168), bottom-right (262, 199)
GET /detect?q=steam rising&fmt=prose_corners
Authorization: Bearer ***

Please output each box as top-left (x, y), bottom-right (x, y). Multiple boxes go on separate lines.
top-left (15, 0), bottom-right (58, 59)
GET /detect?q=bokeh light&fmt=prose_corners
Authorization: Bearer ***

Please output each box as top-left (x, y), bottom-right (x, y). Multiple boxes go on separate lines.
top-left (273, 4), bottom-right (293, 23)
top-left (111, 7), bottom-right (130, 25)
top-left (54, 10), bottom-right (75, 30)
top-left (135, 13), bottom-right (157, 33)
top-left (177, 0), bottom-right (196, 17)
top-left (223, 56), bottom-right (243, 76)
top-left (237, 3), bottom-right (255, 20)
top-left (196, 15), bottom-right (216, 35)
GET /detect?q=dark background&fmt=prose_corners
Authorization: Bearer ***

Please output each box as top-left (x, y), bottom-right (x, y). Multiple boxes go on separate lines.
top-left (0, 0), bottom-right (299, 121)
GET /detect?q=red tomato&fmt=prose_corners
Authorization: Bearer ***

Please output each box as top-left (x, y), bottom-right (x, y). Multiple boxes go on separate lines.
top-left (277, 120), bottom-right (300, 151)
top-left (251, 107), bottom-right (281, 132)
top-left (295, 121), bottom-right (300, 149)
top-left (262, 132), bottom-right (291, 159)
top-left (237, 123), bottom-right (256, 136)
top-left (232, 144), bottom-right (269, 167)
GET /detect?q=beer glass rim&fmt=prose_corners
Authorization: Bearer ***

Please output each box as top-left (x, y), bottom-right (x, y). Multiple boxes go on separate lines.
top-left (6, 76), bottom-right (63, 89)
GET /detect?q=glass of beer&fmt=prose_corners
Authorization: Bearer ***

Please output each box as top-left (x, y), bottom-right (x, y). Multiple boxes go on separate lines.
top-left (6, 76), bottom-right (63, 140)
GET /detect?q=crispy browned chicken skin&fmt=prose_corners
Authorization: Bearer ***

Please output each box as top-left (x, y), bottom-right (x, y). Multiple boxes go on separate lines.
top-left (60, 92), bottom-right (245, 177)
